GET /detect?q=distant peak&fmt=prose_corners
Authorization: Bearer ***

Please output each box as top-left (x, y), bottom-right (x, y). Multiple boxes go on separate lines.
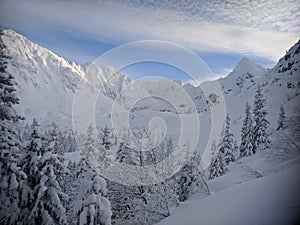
top-left (227, 56), bottom-right (265, 78)
top-left (237, 57), bottom-right (256, 67)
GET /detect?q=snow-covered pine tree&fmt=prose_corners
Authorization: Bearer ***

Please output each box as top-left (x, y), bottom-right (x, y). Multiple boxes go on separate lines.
top-left (219, 114), bottom-right (235, 164)
top-left (115, 135), bottom-right (138, 166)
top-left (47, 123), bottom-right (67, 189)
top-left (240, 102), bottom-right (254, 157)
top-left (47, 122), bottom-right (65, 154)
top-left (66, 131), bottom-right (77, 152)
top-left (172, 143), bottom-right (210, 202)
top-left (253, 85), bottom-right (270, 152)
top-left (0, 28), bottom-right (25, 225)
top-left (29, 124), bottom-right (67, 225)
top-left (115, 130), bottom-right (137, 165)
top-left (209, 142), bottom-right (227, 180)
top-left (74, 159), bottom-right (112, 225)
top-left (83, 125), bottom-right (97, 161)
top-left (102, 125), bottom-right (111, 151)
top-left (277, 104), bottom-right (286, 130)
top-left (174, 162), bottom-right (195, 202)
top-left (65, 160), bottom-right (79, 225)
top-left (19, 119), bottom-right (43, 224)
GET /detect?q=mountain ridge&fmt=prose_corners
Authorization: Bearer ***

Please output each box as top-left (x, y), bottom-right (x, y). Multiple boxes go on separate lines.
top-left (2, 29), bottom-right (300, 140)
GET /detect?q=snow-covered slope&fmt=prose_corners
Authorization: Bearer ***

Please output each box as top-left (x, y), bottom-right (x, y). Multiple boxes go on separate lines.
top-left (157, 164), bottom-right (300, 225)
top-left (3, 29), bottom-right (300, 146)
top-left (2, 29), bottom-right (132, 127)
top-left (3, 28), bottom-right (300, 225)
top-left (157, 132), bottom-right (300, 225)
top-left (155, 41), bottom-right (300, 225)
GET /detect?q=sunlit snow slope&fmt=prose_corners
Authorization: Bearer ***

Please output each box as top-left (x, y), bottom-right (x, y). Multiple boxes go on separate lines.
top-left (3, 29), bottom-right (300, 153)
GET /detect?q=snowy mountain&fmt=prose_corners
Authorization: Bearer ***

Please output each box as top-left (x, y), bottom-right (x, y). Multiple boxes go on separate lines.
top-left (3, 29), bottom-right (132, 127)
top-left (1, 29), bottom-right (300, 225)
top-left (3, 28), bottom-right (300, 148)
top-left (155, 40), bottom-right (300, 225)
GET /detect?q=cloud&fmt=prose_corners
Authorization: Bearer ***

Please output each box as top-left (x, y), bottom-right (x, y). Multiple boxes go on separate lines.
top-left (0, 0), bottom-right (299, 62)
top-left (213, 68), bottom-right (234, 79)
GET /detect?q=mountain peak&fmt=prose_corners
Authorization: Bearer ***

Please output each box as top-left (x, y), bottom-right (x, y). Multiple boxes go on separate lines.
top-left (239, 56), bottom-right (253, 64)
top-left (236, 57), bottom-right (262, 70)
top-left (228, 56), bottom-right (265, 78)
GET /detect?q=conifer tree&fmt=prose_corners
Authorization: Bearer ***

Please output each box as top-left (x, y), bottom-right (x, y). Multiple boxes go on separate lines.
top-left (30, 148), bottom-right (67, 225)
top-left (209, 141), bottom-right (227, 180)
top-left (209, 151), bottom-right (227, 180)
top-left (253, 85), bottom-right (270, 152)
top-left (22, 120), bottom-right (67, 225)
top-left (19, 119), bottom-right (43, 224)
top-left (0, 28), bottom-right (25, 225)
top-left (47, 122), bottom-right (67, 190)
top-left (220, 114), bottom-right (235, 164)
top-left (102, 125), bottom-right (111, 151)
top-left (83, 125), bottom-right (97, 160)
top-left (74, 160), bottom-right (112, 225)
top-left (116, 142), bottom-right (134, 164)
top-left (240, 102), bottom-right (254, 156)
top-left (174, 148), bottom-right (210, 201)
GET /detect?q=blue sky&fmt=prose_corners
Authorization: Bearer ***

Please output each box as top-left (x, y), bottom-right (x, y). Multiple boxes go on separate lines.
top-left (0, 0), bottom-right (299, 83)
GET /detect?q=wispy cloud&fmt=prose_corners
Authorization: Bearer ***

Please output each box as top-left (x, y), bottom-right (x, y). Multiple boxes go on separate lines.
top-left (0, 0), bottom-right (299, 62)
top-left (213, 68), bottom-right (234, 79)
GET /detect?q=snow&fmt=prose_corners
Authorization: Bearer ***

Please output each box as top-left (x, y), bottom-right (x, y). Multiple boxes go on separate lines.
top-left (65, 151), bottom-right (82, 163)
top-left (3, 30), bottom-right (299, 157)
top-left (157, 123), bottom-right (300, 225)
top-left (157, 158), bottom-right (300, 225)
top-left (1, 29), bottom-right (300, 225)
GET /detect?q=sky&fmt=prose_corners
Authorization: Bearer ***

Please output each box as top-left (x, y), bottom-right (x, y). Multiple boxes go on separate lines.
top-left (0, 0), bottom-right (299, 83)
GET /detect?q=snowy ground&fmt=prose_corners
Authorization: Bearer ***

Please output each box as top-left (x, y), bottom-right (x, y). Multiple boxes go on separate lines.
top-left (156, 147), bottom-right (300, 225)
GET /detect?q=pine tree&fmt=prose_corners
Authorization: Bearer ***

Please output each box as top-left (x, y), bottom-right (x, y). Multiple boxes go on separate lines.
top-left (102, 125), bottom-right (111, 151)
top-left (253, 85), bottom-right (270, 152)
top-left (64, 161), bottom-right (79, 225)
top-left (175, 163), bottom-right (195, 202)
top-left (22, 121), bottom-right (66, 225)
top-left (48, 122), bottom-right (63, 154)
top-left (66, 131), bottom-right (77, 152)
top-left (19, 119), bottom-right (43, 224)
top-left (47, 123), bottom-right (67, 190)
top-left (173, 145), bottom-right (209, 202)
top-left (83, 125), bottom-right (97, 161)
top-left (0, 28), bottom-right (25, 225)
top-left (116, 142), bottom-right (134, 164)
top-left (277, 104), bottom-right (286, 130)
top-left (74, 160), bottom-right (112, 225)
top-left (209, 142), bottom-right (227, 180)
top-left (219, 114), bottom-right (235, 164)
top-left (30, 147), bottom-right (67, 225)
top-left (240, 102), bottom-right (254, 156)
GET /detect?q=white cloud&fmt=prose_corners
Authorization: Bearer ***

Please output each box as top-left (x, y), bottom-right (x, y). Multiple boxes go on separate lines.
top-left (0, 0), bottom-right (299, 62)
top-left (184, 67), bottom-right (232, 86)
top-left (213, 68), bottom-right (234, 79)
